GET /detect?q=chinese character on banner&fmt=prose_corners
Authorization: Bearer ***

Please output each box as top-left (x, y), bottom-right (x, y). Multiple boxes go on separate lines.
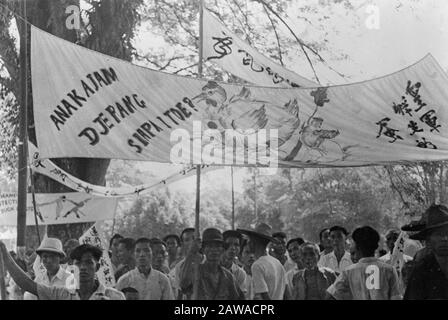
top-left (79, 222), bottom-right (115, 287)
top-left (375, 117), bottom-right (404, 143)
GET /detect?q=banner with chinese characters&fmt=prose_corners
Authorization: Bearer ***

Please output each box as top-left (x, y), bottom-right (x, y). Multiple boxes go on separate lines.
top-left (203, 8), bottom-right (317, 88)
top-left (29, 142), bottom-right (214, 197)
top-left (0, 192), bottom-right (117, 226)
top-left (31, 25), bottom-right (448, 167)
top-left (79, 222), bottom-right (115, 287)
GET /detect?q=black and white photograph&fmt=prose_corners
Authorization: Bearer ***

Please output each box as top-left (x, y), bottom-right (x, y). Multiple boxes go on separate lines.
top-left (0, 0), bottom-right (447, 314)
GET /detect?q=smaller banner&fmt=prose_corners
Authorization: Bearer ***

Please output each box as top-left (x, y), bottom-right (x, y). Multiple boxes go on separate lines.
top-left (203, 8), bottom-right (317, 88)
top-left (79, 222), bottom-right (115, 287)
top-left (0, 192), bottom-right (118, 226)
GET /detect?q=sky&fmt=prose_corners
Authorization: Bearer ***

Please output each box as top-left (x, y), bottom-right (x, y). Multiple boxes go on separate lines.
top-left (130, 0), bottom-right (448, 194)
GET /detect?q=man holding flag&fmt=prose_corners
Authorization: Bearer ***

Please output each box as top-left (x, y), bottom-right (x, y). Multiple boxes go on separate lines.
top-left (0, 240), bottom-right (124, 300)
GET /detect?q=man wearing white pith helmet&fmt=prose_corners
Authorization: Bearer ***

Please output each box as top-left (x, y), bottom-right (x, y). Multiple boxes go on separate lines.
top-left (24, 238), bottom-right (74, 300)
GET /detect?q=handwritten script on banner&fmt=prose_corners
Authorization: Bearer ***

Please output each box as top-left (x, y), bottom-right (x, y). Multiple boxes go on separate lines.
top-left (203, 8), bottom-right (317, 88)
top-left (31, 26), bottom-right (448, 167)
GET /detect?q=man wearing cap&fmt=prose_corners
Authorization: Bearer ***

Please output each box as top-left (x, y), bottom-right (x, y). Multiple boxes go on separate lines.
top-left (271, 232), bottom-right (296, 273)
top-left (404, 204), bottom-right (448, 300)
top-left (0, 242), bottom-right (125, 300)
top-left (221, 230), bottom-right (247, 295)
top-left (24, 238), bottom-right (74, 300)
top-left (179, 228), bottom-right (244, 300)
top-left (238, 223), bottom-right (287, 300)
top-left (318, 226), bottom-right (353, 274)
top-left (116, 238), bottom-right (174, 300)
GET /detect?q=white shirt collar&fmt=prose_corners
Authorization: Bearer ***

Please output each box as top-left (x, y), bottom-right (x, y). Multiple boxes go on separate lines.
top-left (44, 266), bottom-right (66, 283)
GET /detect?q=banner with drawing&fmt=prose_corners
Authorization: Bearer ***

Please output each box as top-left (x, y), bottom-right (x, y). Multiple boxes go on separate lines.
top-left (32, 25), bottom-right (448, 167)
top-left (0, 192), bottom-right (117, 226)
top-left (203, 8), bottom-right (317, 88)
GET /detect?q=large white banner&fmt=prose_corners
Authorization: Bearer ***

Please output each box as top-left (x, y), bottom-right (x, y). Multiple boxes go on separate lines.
top-left (31, 26), bottom-right (448, 167)
top-left (0, 192), bottom-right (118, 226)
top-left (203, 8), bottom-right (317, 88)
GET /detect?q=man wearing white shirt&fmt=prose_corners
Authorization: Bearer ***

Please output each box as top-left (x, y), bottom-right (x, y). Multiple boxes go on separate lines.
top-left (116, 238), bottom-right (173, 300)
top-left (0, 242), bottom-right (125, 300)
top-left (318, 226), bottom-right (353, 274)
top-left (238, 223), bottom-right (287, 300)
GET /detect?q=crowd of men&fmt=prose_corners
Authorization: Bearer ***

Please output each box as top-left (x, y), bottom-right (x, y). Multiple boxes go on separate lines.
top-left (0, 203), bottom-right (447, 300)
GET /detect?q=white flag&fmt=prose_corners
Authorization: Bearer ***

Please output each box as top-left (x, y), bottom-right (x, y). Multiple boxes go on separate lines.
top-left (79, 222), bottom-right (115, 287)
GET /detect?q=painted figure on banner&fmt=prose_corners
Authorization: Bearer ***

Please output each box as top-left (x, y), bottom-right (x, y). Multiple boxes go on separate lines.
top-left (192, 82), bottom-right (359, 164)
top-left (63, 198), bottom-right (92, 219)
top-left (34, 195), bottom-right (67, 220)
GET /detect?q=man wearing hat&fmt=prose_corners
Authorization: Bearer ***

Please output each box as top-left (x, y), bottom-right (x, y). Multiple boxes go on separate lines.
top-left (404, 204), bottom-right (448, 300)
top-left (179, 228), bottom-right (244, 300)
top-left (24, 237), bottom-right (74, 300)
top-left (0, 241), bottom-right (125, 300)
top-left (221, 230), bottom-right (247, 295)
top-left (116, 238), bottom-right (174, 300)
top-left (237, 223), bottom-right (287, 300)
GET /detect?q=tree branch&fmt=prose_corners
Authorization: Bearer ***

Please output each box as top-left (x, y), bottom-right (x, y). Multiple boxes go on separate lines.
top-left (253, 0), bottom-right (320, 83)
top-left (262, 4), bottom-right (283, 66)
top-left (135, 53), bottom-right (186, 71)
top-left (173, 62), bottom-right (198, 75)
top-left (383, 166), bottom-right (409, 210)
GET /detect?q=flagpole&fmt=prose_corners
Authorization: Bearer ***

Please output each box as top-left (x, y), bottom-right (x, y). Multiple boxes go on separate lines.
top-left (29, 168), bottom-right (41, 244)
top-left (231, 166), bottom-right (235, 229)
top-left (254, 168), bottom-right (257, 222)
top-left (192, 0), bottom-right (204, 301)
top-left (16, 0), bottom-right (29, 258)
top-left (0, 249), bottom-right (6, 300)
